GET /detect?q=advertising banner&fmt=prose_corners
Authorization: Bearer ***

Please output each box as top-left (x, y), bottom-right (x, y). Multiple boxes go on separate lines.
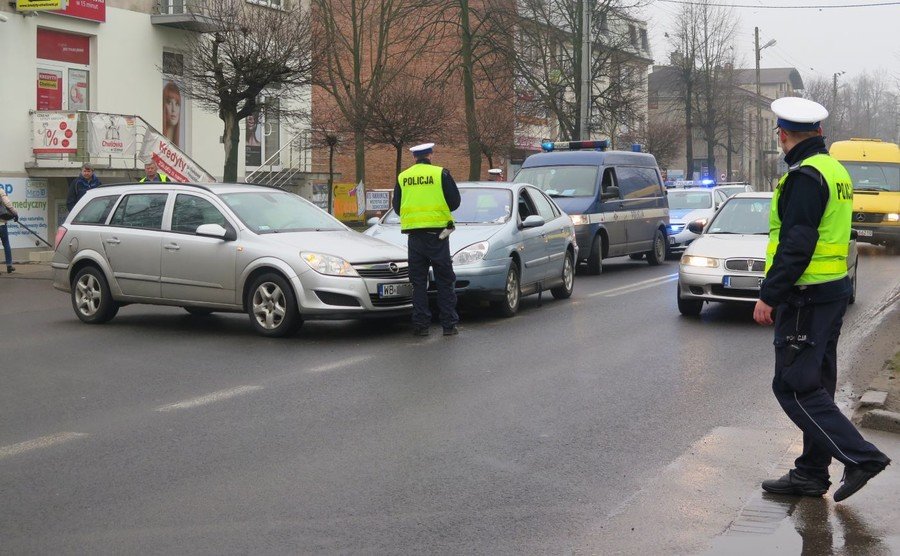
top-left (139, 130), bottom-right (215, 183)
top-left (36, 29), bottom-right (90, 64)
top-left (36, 70), bottom-right (63, 111)
top-left (17, 0), bottom-right (66, 11)
top-left (332, 183), bottom-right (363, 222)
top-left (0, 179), bottom-right (50, 249)
top-left (54, 0), bottom-right (106, 22)
top-left (68, 68), bottom-right (89, 111)
top-left (32, 111), bottom-right (78, 154)
top-left (89, 114), bottom-right (136, 157)
top-left (365, 190), bottom-right (392, 212)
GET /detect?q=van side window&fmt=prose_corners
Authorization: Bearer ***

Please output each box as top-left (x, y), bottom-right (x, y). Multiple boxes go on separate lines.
top-left (601, 168), bottom-right (620, 197)
top-left (617, 167), bottom-right (663, 199)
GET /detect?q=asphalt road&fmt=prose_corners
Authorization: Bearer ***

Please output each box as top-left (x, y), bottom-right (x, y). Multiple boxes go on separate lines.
top-left (1, 246), bottom-right (898, 554)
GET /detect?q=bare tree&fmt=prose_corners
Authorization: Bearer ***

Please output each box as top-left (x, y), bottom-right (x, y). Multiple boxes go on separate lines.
top-left (474, 97), bottom-right (516, 170)
top-left (622, 119), bottom-right (683, 169)
top-left (312, 0), bottom-right (441, 187)
top-left (180, 0), bottom-right (314, 182)
top-left (366, 77), bottom-right (455, 177)
top-left (806, 71), bottom-right (899, 144)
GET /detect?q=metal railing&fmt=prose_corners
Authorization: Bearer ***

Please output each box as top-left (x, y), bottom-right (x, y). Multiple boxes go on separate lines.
top-left (244, 128), bottom-right (314, 189)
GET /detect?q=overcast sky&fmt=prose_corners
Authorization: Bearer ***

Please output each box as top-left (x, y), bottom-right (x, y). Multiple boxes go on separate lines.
top-left (641, 0), bottom-right (900, 90)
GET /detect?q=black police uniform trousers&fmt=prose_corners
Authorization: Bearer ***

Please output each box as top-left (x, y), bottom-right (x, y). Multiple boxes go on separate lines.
top-left (772, 284), bottom-right (888, 483)
top-left (407, 231), bottom-right (459, 329)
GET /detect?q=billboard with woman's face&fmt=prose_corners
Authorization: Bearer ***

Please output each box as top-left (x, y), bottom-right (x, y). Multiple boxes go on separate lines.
top-left (162, 79), bottom-right (184, 149)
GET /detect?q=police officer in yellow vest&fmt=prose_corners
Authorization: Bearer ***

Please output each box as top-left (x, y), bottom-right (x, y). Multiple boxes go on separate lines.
top-left (393, 142), bottom-right (461, 336)
top-left (139, 161), bottom-right (169, 183)
top-left (755, 98), bottom-right (889, 501)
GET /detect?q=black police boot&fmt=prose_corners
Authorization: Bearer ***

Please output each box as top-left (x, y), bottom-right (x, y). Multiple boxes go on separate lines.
top-left (833, 460), bottom-right (890, 502)
top-left (761, 469), bottom-right (830, 497)
top-left (413, 325), bottom-right (430, 337)
top-left (6, 266), bottom-right (14, 274)
top-left (442, 326), bottom-right (458, 336)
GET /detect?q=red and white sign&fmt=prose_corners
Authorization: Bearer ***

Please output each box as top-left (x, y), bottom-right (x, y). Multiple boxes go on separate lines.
top-left (36, 70), bottom-right (63, 110)
top-left (140, 130), bottom-right (215, 183)
top-left (53, 0), bottom-right (105, 22)
top-left (37, 29), bottom-right (90, 64)
top-left (32, 112), bottom-right (78, 154)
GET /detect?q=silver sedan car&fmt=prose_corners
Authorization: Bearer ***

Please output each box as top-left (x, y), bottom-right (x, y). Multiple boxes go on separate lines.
top-left (677, 192), bottom-right (858, 316)
top-left (52, 183), bottom-right (412, 337)
top-left (364, 182), bottom-right (578, 316)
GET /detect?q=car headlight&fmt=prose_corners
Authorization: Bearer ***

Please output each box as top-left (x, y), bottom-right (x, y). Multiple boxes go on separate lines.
top-left (453, 241), bottom-right (490, 266)
top-left (886, 213), bottom-right (899, 222)
top-left (301, 252), bottom-right (359, 276)
top-left (570, 214), bottom-right (590, 226)
top-left (681, 255), bottom-right (719, 268)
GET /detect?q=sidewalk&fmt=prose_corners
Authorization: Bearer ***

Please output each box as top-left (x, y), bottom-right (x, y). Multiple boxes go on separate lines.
top-left (0, 261), bottom-right (55, 281)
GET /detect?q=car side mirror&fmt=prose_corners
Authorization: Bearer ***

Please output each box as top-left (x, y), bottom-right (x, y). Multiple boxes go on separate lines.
top-left (196, 223), bottom-right (235, 241)
top-left (600, 186), bottom-right (621, 201)
top-left (367, 217), bottom-right (380, 226)
top-left (521, 215), bottom-right (545, 228)
top-left (687, 219), bottom-right (705, 235)
top-left (850, 229), bottom-right (858, 241)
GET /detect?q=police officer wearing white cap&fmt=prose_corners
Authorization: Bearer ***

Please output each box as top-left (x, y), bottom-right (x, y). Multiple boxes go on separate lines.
top-left (756, 97), bottom-right (890, 501)
top-left (487, 168), bottom-right (503, 181)
top-left (393, 142), bottom-right (461, 336)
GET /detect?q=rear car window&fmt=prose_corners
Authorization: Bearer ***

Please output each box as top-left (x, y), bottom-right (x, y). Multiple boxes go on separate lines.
top-left (109, 193), bottom-right (168, 230)
top-left (72, 195), bottom-right (118, 225)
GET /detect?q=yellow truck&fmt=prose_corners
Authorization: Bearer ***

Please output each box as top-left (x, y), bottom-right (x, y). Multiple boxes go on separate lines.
top-left (830, 138), bottom-right (900, 251)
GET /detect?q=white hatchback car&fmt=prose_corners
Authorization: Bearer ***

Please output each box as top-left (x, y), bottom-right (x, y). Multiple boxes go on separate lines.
top-left (677, 192), bottom-right (858, 316)
top-left (52, 183), bottom-right (412, 337)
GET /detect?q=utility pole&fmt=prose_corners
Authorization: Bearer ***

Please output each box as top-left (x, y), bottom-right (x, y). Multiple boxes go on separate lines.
top-left (832, 70), bottom-right (845, 137)
top-left (579, 0), bottom-right (591, 140)
top-left (755, 27), bottom-right (775, 190)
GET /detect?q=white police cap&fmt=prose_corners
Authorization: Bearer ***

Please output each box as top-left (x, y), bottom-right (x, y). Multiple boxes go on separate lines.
top-left (488, 168), bottom-right (502, 175)
top-left (771, 97), bottom-right (828, 132)
top-left (409, 142), bottom-right (435, 155)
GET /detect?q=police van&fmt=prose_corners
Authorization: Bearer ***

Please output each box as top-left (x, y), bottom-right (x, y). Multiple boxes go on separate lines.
top-left (514, 140), bottom-right (669, 274)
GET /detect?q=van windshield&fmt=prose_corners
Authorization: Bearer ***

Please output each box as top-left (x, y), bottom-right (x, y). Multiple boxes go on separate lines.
top-left (514, 165), bottom-right (598, 197)
top-left (843, 162), bottom-right (900, 192)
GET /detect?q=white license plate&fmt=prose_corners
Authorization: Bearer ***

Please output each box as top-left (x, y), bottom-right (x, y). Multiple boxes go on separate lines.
top-left (378, 282), bottom-right (412, 298)
top-left (723, 275), bottom-right (763, 289)
top-left (856, 228), bottom-right (873, 237)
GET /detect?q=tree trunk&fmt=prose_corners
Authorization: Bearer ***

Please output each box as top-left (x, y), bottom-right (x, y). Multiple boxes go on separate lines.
top-left (354, 130), bottom-right (365, 187)
top-left (684, 80), bottom-right (693, 179)
top-left (327, 144), bottom-right (335, 215)
top-left (459, 0), bottom-right (481, 181)
top-left (222, 109), bottom-right (240, 183)
top-left (726, 128), bottom-right (733, 181)
top-left (573, 0), bottom-right (583, 140)
top-left (395, 145), bottom-right (403, 178)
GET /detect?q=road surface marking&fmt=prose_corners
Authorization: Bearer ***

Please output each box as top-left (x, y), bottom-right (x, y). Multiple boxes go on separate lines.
top-left (155, 385), bottom-right (263, 412)
top-left (308, 355), bottom-right (374, 373)
top-left (0, 432), bottom-right (88, 460)
top-left (603, 275), bottom-right (678, 297)
top-left (587, 273), bottom-right (678, 298)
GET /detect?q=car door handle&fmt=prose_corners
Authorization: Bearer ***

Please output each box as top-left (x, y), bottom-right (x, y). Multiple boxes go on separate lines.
top-left (164, 243), bottom-right (181, 251)
top-left (105, 238), bottom-right (120, 245)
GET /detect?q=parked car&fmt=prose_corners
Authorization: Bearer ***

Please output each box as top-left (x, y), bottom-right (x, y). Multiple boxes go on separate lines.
top-left (365, 182), bottom-right (577, 316)
top-left (514, 141), bottom-right (669, 274)
top-left (666, 188), bottom-right (721, 254)
top-left (52, 182), bottom-right (412, 337)
top-left (712, 183), bottom-right (754, 199)
top-left (676, 192), bottom-right (858, 316)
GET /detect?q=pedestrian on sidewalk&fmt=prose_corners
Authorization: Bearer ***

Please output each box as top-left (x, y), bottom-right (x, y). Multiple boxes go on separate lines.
top-left (139, 161), bottom-right (168, 183)
top-left (0, 186), bottom-right (18, 274)
top-left (755, 97), bottom-right (890, 502)
top-left (393, 142), bottom-right (461, 337)
top-left (67, 162), bottom-right (102, 211)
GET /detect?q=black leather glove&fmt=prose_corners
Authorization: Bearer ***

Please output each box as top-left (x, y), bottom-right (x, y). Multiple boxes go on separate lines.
top-left (13, 215), bottom-right (19, 222)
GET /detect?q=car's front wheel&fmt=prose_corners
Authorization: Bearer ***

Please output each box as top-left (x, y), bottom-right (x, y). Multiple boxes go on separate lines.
top-left (71, 266), bottom-right (119, 324)
top-left (492, 260), bottom-right (521, 317)
top-left (551, 251), bottom-right (575, 300)
top-left (247, 273), bottom-right (302, 337)
top-left (677, 282), bottom-right (703, 316)
top-left (647, 228), bottom-right (667, 266)
top-left (586, 235), bottom-right (604, 275)
top-left (849, 264), bottom-right (858, 305)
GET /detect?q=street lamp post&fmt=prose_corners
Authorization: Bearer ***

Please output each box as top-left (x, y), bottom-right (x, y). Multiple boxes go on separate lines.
top-left (755, 27), bottom-right (776, 190)
top-left (832, 71), bottom-right (846, 134)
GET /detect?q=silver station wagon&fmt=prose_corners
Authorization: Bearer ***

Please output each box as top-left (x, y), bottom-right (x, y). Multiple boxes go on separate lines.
top-left (52, 183), bottom-right (412, 337)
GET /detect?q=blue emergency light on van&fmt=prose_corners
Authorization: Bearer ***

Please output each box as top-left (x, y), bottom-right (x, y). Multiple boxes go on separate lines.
top-left (514, 146), bottom-right (670, 274)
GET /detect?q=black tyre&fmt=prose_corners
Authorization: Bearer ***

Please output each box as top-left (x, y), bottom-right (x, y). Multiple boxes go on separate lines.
top-left (677, 282), bottom-right (703, 316)
top-left (629, 253), bottom-right (644, 260)
top-left (247, 273), bottom-right (302, 337)
top-left (184, 307), bottom-right (214, 316)
top-left (586, 235), bottom-right (604, 275)
top-left (647, 228), bottom-right (667, 266)
top-left (849, 266), bottom-right (857, 305)
top-left (71, 266), bottom-right (119, 324)
top-left (550, 251), bottom-right (575, 300)
top-left (492, 260), bottom-right (521, 317)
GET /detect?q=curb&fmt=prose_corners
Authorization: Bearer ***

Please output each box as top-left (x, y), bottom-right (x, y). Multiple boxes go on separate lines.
top-left (860, 409), bottom-right (900, 434)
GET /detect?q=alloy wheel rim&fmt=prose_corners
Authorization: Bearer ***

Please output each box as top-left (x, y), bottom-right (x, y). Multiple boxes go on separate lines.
top-left (563, 256), bottom-right (574, 291)
top-left (655, 235), bottom-right (665, 259)
top-left (252, 282), bottom-right (286, 330)
top-left (506, 269), bottom-right (519, 309)
top-left (75, 274), bottom-right (101, 316)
